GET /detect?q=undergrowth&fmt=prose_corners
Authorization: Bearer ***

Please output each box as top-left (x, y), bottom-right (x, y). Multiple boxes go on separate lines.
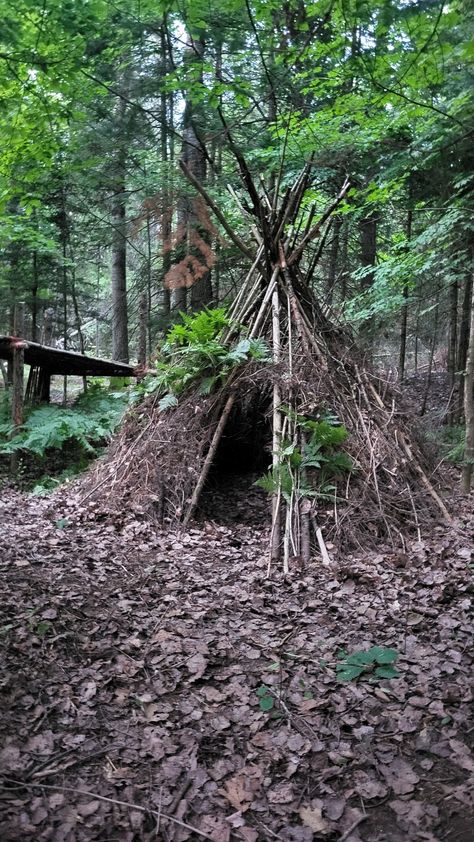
top-left (0, 384), bottom-right (129, 490)
top-left (256, 408), bottom-right (353, 504)
top-left (429, 425), bottom-right (465, 464)
top-left (0, 308), bottom-right (269, 491)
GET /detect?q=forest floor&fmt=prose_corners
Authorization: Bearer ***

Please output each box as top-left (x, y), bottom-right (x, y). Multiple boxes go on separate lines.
top-left (0, 464), bottom-right (473, 842)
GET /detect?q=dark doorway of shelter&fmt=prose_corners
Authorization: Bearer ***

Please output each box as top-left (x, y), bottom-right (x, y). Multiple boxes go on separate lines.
top-left (199, 400), bottom-right (271, 526)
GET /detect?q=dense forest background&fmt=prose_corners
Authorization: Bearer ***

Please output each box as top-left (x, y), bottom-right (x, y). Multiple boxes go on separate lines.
top-left (0, 0), bottom-right (472, 391)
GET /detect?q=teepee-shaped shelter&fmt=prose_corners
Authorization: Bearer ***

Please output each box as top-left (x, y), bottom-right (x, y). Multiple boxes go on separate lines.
top-left (82, 134), bottom-right (450, 569)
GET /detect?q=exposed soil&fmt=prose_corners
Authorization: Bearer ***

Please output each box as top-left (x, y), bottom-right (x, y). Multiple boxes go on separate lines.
top-left (0, 476), bottom-right (473, 842)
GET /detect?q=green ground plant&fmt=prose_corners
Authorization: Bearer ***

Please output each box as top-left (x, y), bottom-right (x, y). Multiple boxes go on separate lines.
top-left (336, 646), bottom-right (400, 682)
top-left (429, 425), bottom-right (466, 464)
top-left (256, 408), bottom-right (353, 504)
top-left (0, 383), bottom-right (128, 459)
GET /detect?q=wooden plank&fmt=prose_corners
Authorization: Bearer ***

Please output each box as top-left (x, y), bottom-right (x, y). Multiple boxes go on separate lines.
top-left (0, 336), bottom-right (136, 378)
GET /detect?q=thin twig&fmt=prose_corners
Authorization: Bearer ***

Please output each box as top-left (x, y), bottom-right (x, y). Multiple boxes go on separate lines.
top-left (0, 777), bottom-right (213, 840)
top-left (338, 814), bottom-right (368, 841)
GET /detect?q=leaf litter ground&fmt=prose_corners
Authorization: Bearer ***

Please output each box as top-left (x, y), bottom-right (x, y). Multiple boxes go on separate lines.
top-left (0, 477), bottom-right (473, 842)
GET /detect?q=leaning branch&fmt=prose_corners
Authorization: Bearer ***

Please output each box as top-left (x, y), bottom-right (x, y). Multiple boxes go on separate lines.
top-left (288, 178), bottom-right (350, 267)
top-left (179, 160), bottom-right (255, 261)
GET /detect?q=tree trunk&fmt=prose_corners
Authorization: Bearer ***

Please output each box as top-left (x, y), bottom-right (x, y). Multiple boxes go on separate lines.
top-left (360, 211), bottom-right (378, 290)
top-left (42, 308), bottom-right (55, 345)
top-left (171, 286), bottom-right (187, 314)
top-left (448, 279), bottom-right (458, 389)
top-left (111, 149), bottom-right (129, 362)
top-left (420, 302), bottom-right (438, 416)
top-left (6, 211), bottom-right (19, 386)
top-left (456, 271), bottom-right (473, 423)
top-left (55, 186), bottom-right (69, 403)
top-left (326, 215), bottom-right (342, 307)
top-left (339, 219), bottom-right (349, 303)
top-left (138, 292), bottom-right (147, 366)
top-left (177, 30), bottom-right (212, 313)
top-left (31, 249), bottom-right (39, 342)
top-left (160, 22), bottom-right (171, 325)
top-left (461, 273), bottom-right (474, 492)
top-left (70, 267), bottom-right (85, 355)
top-left (399, 285), bottom-right (408, 382)
top-left (359, 210), bottom-right (378, 347)
top-left (399, 201), bottom-right (413, 383)
top-left (10, 302), bottom-right (25, 474)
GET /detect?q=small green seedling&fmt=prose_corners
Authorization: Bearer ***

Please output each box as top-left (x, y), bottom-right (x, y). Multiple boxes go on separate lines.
top-left (336, 646), bottom-right (399, 682)
top-left (256, 685), bottom-right (275, 711)
top-left (34, 620), bottom-right (52, 637)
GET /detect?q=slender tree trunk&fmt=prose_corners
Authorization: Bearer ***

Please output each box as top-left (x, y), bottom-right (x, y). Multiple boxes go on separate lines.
top-left (95, 249), bottom-right (101, 356)
top-left (399, 286), bottom-right (409, 382)
top-left (145, 211), bottom-right (153, 353)
top-left (420, 303), bottom-right (438, 416)
top-left (111, 146), bottom-right (129, 362)
top-left (446, 277), bottom-right (458, 424)
top-left (360, 211), bottom-right (378, 290)
top-left (339, 219), bottom-right (349, 303)
top-left (457, 271), bottom-right (473, 423)
top-left (138, 292), bottom-right (147, 366)
top-left (399, 200), bottom-right (413, 383)
top-left (31, 249), bottom-right (39, 342)
top-left (6, 206), bottom-right (20, 385)
top-left (461, 272), bottom-right (474, 492)
top-left (160, 23), bottom-right (172, 323)
top-left (10, 302), bottom-right (24, 474)
top-left (359, 210), bottom-right (378, 347)
top-left (326, 215), bottom-right (342, 307)
top-left (448, 279), bottom-right (458, 388)
top-left (54, 186), bottom-right (70, 403)
top-left (70, 269), bottom-right (85, 354)
top-left (414, 303), bottom-right (420, 373)
top-left (70, 264), bottom-right (87, 392)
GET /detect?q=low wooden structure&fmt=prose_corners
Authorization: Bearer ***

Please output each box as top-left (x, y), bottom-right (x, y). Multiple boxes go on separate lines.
top-left (0, 335), bottom-right (135, 399)
top-left (1, 326), bottom-right (136, 472)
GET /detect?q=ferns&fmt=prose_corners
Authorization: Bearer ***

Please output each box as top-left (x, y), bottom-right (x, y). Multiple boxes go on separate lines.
top-left (141, 307), bottom-right (270, 410)
top-left (0, 307), bottom-right (268, 483)
top-left (0, 385), bottom-right (128, 458)
top-left (165, 307), bottom-right (230, 346)
top-left (256, 411), bottom-right (354, 504)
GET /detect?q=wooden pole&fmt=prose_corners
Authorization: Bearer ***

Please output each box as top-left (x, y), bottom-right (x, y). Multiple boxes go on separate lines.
top-left (270, 284), bottom-right (282, 568)
top-left (461, 272), bottom-right (474, 493)
top-left (182, 392), bottom-right (236, 526)
top-left (10, 302), bottom-right (25, 474)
